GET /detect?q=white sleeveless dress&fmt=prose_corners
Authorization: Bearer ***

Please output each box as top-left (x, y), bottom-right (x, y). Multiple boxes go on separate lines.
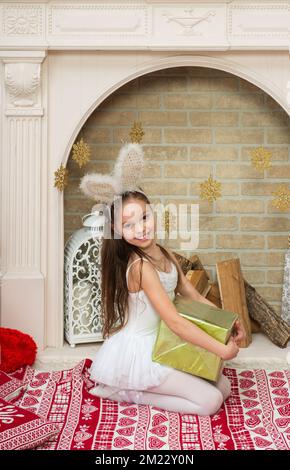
top-left (89, 257), bottom-right (178, 401)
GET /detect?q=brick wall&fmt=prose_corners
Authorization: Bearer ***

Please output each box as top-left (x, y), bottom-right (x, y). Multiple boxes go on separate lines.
top-left (64, 67), bottom-right (290, 315)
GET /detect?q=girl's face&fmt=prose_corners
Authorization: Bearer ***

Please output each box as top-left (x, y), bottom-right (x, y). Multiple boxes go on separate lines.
top-left (114, 198), bottom-right (155, 248)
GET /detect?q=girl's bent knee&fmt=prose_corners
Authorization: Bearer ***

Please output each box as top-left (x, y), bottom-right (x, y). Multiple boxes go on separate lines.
top-left (198, 389), bottom-right (224, 416)
top-left (222, 375), bottom-right (232, 400)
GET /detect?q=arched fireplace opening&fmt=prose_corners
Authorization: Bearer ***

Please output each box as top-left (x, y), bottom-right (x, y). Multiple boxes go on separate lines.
top-left (63, 65), bottom-right (290, 347)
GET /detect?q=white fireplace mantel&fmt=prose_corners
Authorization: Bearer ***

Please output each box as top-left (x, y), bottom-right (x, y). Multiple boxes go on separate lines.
top-left (0, 1), bottom-right (290, 52)
top-left (1, 1), bottom-right (290, 352)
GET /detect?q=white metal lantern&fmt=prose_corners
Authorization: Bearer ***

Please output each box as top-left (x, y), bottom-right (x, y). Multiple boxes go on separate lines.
top-left (64, 209), bottom-right (105, 347)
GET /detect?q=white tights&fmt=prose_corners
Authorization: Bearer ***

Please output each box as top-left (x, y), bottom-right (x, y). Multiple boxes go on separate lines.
top-left (90, 369), bottom-right (231, 416)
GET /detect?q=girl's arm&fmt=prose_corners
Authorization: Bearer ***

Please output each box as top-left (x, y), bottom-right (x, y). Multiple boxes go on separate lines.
top-left (137, 260), bottom-right (239, 361)
top-left (167, 250), bottom-right (246, 346)
top-left (177, 275), bottom-right (216, 307)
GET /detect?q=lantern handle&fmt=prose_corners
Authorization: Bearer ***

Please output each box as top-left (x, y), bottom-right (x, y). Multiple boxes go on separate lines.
top-left (81, 209), bottom-right (105, 225)
top-left (81, 213), bottom-right (94, 224)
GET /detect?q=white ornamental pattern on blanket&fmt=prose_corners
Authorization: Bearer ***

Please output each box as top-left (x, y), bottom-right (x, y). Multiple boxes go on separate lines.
top-left (0, 402), bottom-right (24, 424)
top-left (0, 371), bottom-right (26, 401)
top-left (281, 250), bottom-right (290, 324)
top-left (0, 397), bottom-right (60, 450)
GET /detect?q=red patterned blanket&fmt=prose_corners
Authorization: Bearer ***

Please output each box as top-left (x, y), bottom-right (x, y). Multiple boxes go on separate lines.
top-left (10, 359), bottom-right (290, 450)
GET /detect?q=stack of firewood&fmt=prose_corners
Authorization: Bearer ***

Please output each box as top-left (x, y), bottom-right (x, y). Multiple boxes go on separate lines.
top-left (173, 252), bottom-right (290, 349)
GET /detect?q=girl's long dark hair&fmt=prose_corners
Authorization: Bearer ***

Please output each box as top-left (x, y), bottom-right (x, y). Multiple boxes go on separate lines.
top-left (101, 188), bottom-right (179, 338)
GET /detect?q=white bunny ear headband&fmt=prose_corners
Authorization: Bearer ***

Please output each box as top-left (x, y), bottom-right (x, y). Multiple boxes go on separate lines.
top-left (79, 143), bottom-right (145, 205)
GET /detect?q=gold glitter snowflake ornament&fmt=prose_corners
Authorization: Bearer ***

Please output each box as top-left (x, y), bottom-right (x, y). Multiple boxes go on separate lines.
top-left (72, 138), bottom-right (91, 168)
top-left (54, 164), bottom-right (69, 191)
top-left (271, 185), bottom-right (290, 211)
top-left (129, 122), bottom-right (145, 144)
top-left (251, 146), bottom-right (272, 171)
top-left (163, 209), bottom-right (177, 237)
top-left (200, 174), bottom-right (222, 202)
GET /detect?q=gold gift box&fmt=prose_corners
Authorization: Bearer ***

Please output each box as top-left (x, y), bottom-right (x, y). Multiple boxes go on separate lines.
top-left (152, 296), bottom-right (238, 382)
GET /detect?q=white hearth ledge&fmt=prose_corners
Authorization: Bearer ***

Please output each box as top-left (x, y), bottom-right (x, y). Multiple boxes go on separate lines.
top-left (35, 333), bottom-right (290, 371)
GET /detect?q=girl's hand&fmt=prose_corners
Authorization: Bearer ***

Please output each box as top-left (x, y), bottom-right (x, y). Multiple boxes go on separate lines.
top-left (232, 320), bottom-right (246, 346)
top-left (220, 337), bottom-right (239, 360)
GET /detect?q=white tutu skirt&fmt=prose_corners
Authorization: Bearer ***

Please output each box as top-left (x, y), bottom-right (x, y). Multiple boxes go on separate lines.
top-left (89, 329), bottom-right (173, 392)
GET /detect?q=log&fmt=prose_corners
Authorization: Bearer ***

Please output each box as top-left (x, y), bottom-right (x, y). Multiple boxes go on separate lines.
top-left (173, 252), bottom-right (197, 275)
top-left (173, 253), bottom-right (212, 282)
top-left (206, 282), bottom-right (222, 309)
top-left (244, 280), bottom-right (290, 348)
top-left (250, 318), bottom-right (261, 334)
top-left (216, 258), bottom-right (252, 348)
top-left (189, 255), bottom-right (210, 279)
top-left (205, 282), bottom-right (257, 324)
top-left (201, 284), bottom-right (212, 298)
top-left (186, 270), bottom-right (210, 296)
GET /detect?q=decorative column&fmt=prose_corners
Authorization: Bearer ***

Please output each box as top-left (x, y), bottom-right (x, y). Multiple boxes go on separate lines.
top-left (0, 51), bottom-right (47, 349)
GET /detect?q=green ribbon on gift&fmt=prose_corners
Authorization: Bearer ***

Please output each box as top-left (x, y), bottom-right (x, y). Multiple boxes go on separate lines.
top-left (152, 296), bottom-right (238, 382)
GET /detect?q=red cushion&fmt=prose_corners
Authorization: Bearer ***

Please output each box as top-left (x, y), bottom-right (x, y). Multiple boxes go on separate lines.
top-left (0, 397), bottom-right (59, 450)
top-left (0, 327), bottom-right (37, 373)
top-left (0, 371), bottom-right (26, 402)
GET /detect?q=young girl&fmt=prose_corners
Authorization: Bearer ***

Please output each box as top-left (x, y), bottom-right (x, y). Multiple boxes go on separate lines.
top-left (89, 189), bottom-right (245, 416)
